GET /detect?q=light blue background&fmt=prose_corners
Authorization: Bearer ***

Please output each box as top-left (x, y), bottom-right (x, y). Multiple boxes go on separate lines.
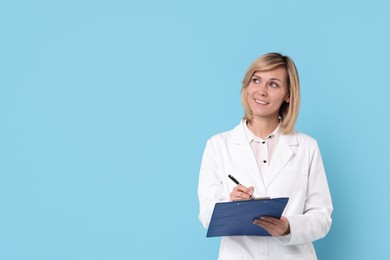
top-left (1, 0), bottom-right (389, 259)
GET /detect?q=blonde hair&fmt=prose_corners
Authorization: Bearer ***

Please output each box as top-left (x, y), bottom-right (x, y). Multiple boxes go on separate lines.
top-left (241, 52), bottom-right (300, 134)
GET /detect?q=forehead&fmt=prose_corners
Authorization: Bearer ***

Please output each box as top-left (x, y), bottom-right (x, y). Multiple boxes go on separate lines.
top-left (253, 67), bottom-right (287, 81)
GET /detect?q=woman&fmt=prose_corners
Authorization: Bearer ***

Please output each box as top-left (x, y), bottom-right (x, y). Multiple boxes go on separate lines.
top-left (198, 53), bottom-right (333, 260)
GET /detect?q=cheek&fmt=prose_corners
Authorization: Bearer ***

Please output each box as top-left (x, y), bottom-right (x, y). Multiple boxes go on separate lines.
top-left (246, 85), bottom-right (256, 96)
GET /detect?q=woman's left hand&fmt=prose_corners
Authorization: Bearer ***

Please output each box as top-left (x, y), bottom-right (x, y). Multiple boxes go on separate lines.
top-left (253, 216), bottom-right (290, 237)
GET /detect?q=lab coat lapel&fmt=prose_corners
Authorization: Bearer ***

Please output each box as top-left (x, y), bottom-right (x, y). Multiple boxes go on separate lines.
top-left (230, 122), bottom-right (260, 183)
top-left (264, 133), bottom-right (297, 187)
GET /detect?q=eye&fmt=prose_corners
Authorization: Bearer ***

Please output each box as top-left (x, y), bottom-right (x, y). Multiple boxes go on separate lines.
top-left (251, 77), bottom-right (260, 84)
top-left (268, 81), bottom-right (279, 88)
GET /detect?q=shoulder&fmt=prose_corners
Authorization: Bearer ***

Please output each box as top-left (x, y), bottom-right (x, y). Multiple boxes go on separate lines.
top-left (293, 131), bottom-right (317, 142)
top-left (287, 130), bottom-right (320, 149)
top-left (207, 122), bottom-right (243, 144)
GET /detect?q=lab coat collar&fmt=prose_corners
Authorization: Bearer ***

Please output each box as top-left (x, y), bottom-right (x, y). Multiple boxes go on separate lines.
top-left (242, 120), bottom-right (281, 144)
top-left (230, 120), bottom-right (250, 144)
top-left (264, 134), bottom-right (298, 187)
top-left (231, 120), bottom-right (295, 144)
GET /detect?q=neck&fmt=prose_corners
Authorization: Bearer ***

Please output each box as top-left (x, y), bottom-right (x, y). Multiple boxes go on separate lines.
top-left (247, 117), bottom-right (280, 139)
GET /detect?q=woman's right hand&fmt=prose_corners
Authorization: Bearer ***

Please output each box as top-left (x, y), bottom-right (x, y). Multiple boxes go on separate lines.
top-left (230, 185), bottom-right (254, 201)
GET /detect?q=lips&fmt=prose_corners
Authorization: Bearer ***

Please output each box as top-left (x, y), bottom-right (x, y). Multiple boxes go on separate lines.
top-left (254, 99), bottom-right (269, 105)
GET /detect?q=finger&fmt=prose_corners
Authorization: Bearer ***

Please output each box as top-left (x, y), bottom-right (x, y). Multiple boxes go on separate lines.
top-left (230, 188), bottom-right (251, 201)
top-left (235, 185), bottom-right (254, 197)
top-left (253, 219), bottom-right (278, 236)
top-left (237, 185), bottom-right (254, 195)
top-left (253, 218), bottom-right (288, 236)
top-left (258, 216), bottom-right (279, 224)
top-left (232, 191), bottom-right (252, 200)
top-left (230, 184), bottom-right (255, 201)
top-left (280, 216), bottom-right (289, 223)
top-left (246, 186), bottom-right (254, 196)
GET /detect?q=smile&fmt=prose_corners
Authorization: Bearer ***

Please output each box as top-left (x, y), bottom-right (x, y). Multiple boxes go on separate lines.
top-left (254, 99), bottom-right (269, 105)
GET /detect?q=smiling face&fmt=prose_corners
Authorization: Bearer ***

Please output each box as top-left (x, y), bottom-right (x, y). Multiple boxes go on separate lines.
top-left (241, 53), bottom-right (300, 134)
top-left (245, 66), bottom-right (290, 121)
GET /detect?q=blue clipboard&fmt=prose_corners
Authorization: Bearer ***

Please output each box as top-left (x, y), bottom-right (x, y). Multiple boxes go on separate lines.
top-left (206, 197), bottom-right (289, 237)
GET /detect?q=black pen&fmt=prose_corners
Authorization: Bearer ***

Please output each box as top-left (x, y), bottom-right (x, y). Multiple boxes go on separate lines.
top-left (228, 174), bottom-right (255, 200)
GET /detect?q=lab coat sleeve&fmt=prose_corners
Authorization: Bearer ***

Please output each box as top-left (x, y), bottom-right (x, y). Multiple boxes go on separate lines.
top-left (198, 139), bottom-right (228, 228)
top-left (277, 140), bottom-right (333, 245)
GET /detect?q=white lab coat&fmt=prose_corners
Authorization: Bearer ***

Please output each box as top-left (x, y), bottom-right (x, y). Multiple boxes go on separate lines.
top-left (198, 121), bottom-right (333, 260)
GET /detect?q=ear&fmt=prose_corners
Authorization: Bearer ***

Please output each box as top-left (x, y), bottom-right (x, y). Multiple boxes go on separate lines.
top-left (285, 96), bottom-right (290, 103)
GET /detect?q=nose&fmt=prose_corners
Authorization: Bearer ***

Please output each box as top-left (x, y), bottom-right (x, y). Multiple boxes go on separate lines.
top-left (257, 84), bottom-right (267, 96)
